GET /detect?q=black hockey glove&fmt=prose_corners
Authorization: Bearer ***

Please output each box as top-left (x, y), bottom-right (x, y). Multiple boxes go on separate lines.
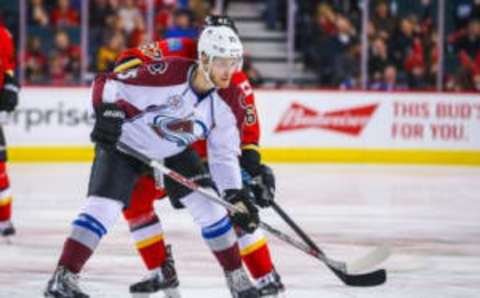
top-left (240, 149), bottom-right (276, 208)
top-left (250, 164), bottom-right (276, 208)
top-left (90, 103), bottom-right (125, 149)
top-left (224, 188), bottom-right (259, 233)
top-left (0, 74), bottom-right (19, 112)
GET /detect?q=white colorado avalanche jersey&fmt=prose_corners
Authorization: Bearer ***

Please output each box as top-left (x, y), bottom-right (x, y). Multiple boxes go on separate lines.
top-left (91, 57), bottom-right (246, 192)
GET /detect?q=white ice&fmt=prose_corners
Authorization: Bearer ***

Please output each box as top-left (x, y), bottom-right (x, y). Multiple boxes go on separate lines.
top-left (1, 163), bottom-right (479, 298)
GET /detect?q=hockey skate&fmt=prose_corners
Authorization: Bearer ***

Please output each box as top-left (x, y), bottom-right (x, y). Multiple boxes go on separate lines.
top-left (44, 266), bottom-right (89, 298)
top-left (0, 220), bottom-right (15, 237)
top-left (130, 245), bottom-right (181, 298)
top-left (225, 267), bottom-right (260, 298)
top-left (257, 270), bottom-right (285, 297)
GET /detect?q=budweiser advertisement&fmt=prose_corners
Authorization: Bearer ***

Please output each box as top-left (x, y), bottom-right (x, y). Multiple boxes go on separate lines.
top-left (274, 102), bottom-right (379, 136)
top-left (255, 91), bottom-right (480, 150)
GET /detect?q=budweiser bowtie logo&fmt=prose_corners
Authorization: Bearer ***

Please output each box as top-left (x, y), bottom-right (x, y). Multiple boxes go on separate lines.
top-left (275, 102), bottom-right (379, 136)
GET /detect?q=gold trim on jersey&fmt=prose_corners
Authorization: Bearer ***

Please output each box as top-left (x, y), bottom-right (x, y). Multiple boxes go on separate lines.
top-left (113, 58), bottom-right (144, 73)
top-left (241, 144), bottom-right (259, 151)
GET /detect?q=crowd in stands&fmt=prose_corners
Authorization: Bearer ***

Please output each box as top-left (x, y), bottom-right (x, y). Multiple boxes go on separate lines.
top-left (295, 0), bottom-right (480, 91)
top-left (20, 0), bottom-right (215, 84)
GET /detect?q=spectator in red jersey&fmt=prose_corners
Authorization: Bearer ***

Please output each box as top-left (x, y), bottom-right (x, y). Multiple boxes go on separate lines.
top-left (453, 20), bottom-right (480, 91)
top-left (49, 30), bottom-right (81, 83)
top-left (127, 14), bottom-right (146, 48)
top-left (50, 0), bottom-right (80, 27)
top-left (153, 1), bottom-right (176, 40)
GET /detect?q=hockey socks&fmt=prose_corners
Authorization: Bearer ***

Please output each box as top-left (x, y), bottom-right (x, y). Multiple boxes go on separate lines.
top-left (127, 212), bottom-right (167, 270)
top-left (59, 196), bottom-right (122, 273)
top-left (238, 229), bottom-right (274, 280)
top-left (0, 192), bottom-right (12, 222)
top-left (202, 215), bottom-right (242, 271)
top-left (0, 162), bottom-right (12, 222)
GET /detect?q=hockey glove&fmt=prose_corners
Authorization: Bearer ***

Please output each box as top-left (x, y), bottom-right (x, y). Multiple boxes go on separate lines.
top-left (224, 188), bottom-right (259, 233)
top-left (250, 164), bottom-right (276, 208)
top-left (0, 74), bottom-right (19, 112)
top-left (240, 148), bottom-right (276, 208)
top-left (90, 103), bottom-right (125, 148)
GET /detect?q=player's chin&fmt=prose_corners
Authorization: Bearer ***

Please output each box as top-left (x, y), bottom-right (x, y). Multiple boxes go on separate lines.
top-left (215, 79), bottom-right (231, 89)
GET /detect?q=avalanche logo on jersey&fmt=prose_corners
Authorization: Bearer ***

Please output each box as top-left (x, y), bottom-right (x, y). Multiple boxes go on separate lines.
top-left (147, 61), bottom-right (168, 75)
top-left (151, 115), bottom-right (208, 147)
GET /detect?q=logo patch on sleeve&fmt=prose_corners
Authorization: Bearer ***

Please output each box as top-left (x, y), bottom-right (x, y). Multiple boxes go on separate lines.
top-left (167, 38), bottom-right (184, 52)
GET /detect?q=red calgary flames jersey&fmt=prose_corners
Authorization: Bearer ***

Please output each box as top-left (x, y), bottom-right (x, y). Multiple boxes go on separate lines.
top-left (115, 37), bottom-right (260, 157)
top-left (0, 25), bottom-right (16, 88)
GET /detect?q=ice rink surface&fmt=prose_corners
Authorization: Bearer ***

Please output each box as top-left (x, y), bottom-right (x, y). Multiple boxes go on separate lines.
top-left (1, 163), bottom-right (479, 298)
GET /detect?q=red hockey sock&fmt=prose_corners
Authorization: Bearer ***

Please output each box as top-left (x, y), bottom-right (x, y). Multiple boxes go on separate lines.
top-left (0, 162), bottom-right (12, 222)
top-left (136, 236), bottom-right (167, 270)
top-left (0, 198), bottom-right (12, 221)
top-left (126, 212), bottom-right (168, 270)
top-left (241, 240), bottom-right (274, 279)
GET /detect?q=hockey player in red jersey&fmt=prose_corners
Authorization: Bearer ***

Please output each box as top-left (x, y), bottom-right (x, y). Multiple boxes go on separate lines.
top-left (116, 16), bottom-right (284, 297)
top-left (0, 24), bottom-right (19, 238)
top-left (45, 26), bottom-right (261, 298)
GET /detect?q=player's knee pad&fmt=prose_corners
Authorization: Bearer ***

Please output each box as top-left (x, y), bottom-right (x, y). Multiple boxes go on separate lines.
top-left (181, 191), bottom-right (228, 228)
top-left (80, 195), bottom-right (124, 233)
top-left (164, 148), bottom-right (215, 209)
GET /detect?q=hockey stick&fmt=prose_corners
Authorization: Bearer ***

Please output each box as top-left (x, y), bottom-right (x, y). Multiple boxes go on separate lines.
top-left (117, 142), bottom-right (387, 287)
top-left (270, 201), bottom-right (390, 273)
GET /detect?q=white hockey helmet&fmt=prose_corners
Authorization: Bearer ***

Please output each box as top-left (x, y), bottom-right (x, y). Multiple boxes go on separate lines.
top-left (197, 26), bottom-right (243, 64)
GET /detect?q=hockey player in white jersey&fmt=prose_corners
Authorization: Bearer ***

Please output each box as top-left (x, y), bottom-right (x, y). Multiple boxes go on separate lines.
top-left (44, 26), bottom-right (261, 298)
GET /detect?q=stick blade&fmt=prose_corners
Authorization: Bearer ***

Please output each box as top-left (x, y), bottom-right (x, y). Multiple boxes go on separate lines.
top-left (331, 266), bottom-right (387, 287)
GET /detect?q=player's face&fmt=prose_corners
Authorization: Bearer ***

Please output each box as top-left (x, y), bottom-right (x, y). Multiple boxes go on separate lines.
top-left (209, 57), bottom-right (242, 88)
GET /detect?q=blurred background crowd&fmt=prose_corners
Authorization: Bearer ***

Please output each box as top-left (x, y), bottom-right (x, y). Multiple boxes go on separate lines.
top-left (0, 0), bottom-right (479, 91)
